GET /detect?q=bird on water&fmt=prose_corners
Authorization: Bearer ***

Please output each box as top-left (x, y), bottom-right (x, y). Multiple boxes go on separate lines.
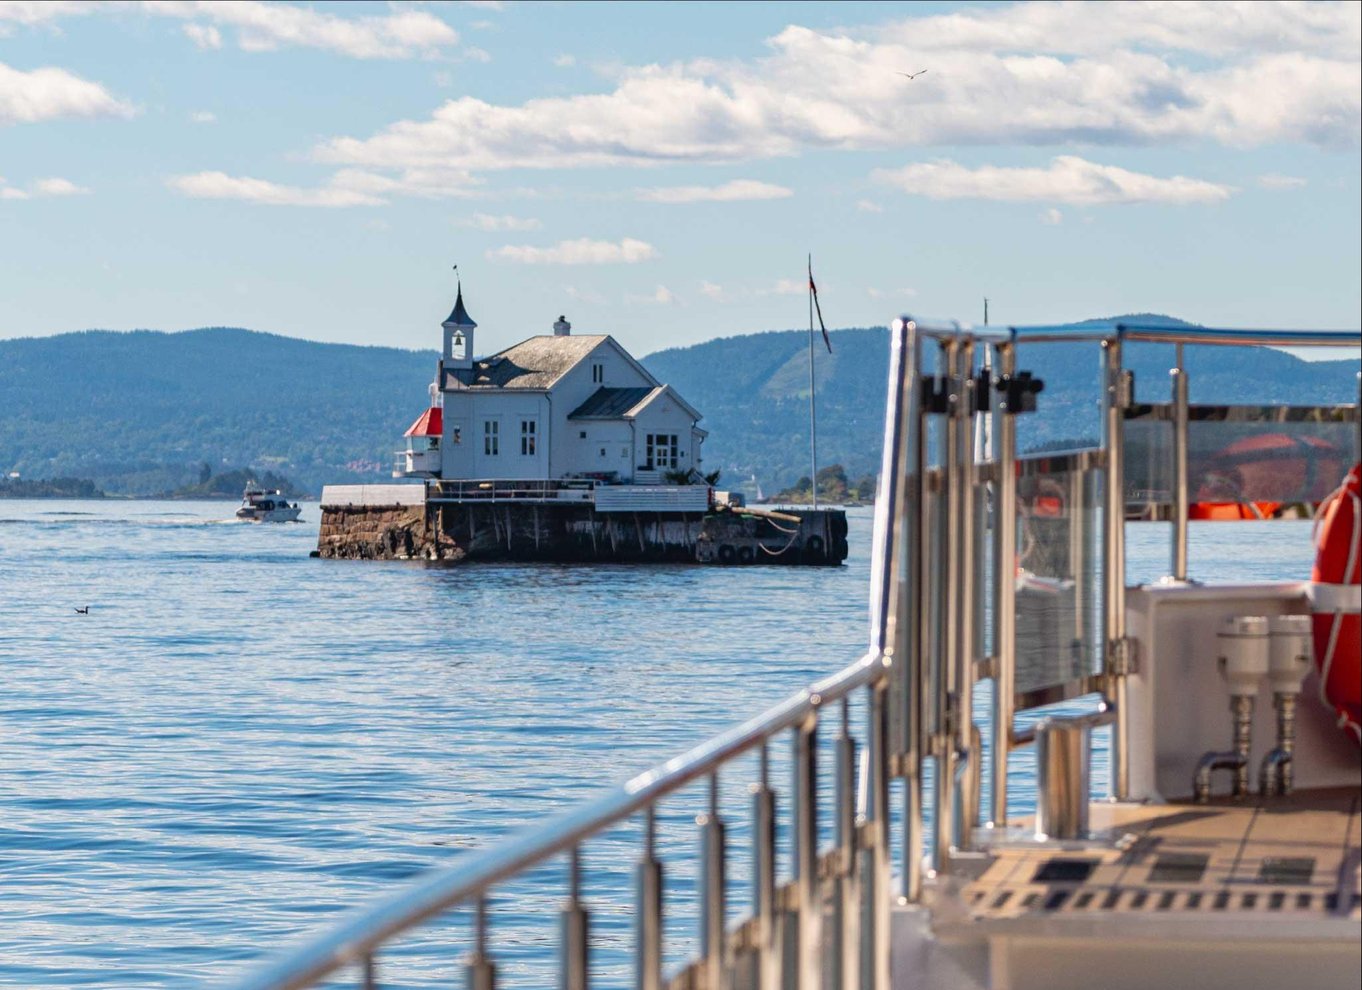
top-left (74, 606), bottom-right (89, 615)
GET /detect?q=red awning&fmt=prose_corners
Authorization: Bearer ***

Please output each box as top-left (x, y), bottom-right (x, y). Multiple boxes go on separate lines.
top-left (404, 407), bottom-right (443, 437)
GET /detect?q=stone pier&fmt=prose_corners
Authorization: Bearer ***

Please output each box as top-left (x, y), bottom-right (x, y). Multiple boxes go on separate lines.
top-left (313, 485), bottom-right (847, 566)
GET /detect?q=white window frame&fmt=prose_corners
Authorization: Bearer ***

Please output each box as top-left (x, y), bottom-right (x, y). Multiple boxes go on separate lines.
top-left (483, 419), bottom-right (499, 456)
top-left (591, 362), bottom-right (604, 384)
top-left (645, 433), bottom-right (679, 470)
top-left (520, 419), bottom-right (537, 456)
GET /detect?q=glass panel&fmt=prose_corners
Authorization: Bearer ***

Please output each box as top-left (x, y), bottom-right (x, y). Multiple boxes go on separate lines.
top-left (1125, 404), bottom-right (1357, 513)
top-left (1014, 452), bottom-right (1104, 698)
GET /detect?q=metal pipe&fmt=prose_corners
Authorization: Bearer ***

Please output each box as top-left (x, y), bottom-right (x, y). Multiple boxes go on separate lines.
top-left (699, 775), bottom-right (726, 990)
top-left (466, 896), bottom-right (496, 990)
top-left (1260, 693), bottom-right (1298, 797)
top-left (832, 699), bottom-right (858, 990)
top-left (862, 683), bottom-right (890, 990)
top-left (1171, 343), bottom-right (1189, 580)
top-left (932, 337), bottom-right (961, 869)
top-left (362, 957), bottom-right (376, 990)
top-left (560, 847), bottom-right (589, 990)
top-left (956, 337), bottom-right (978, 851)
top-left (898, 321), bottom-right (925, 905)
top-left (793, 716), bottom-right (821, 990)
top-left (1033, 719), bottom-right (1091, 840)
top-left (1194, 695), bottom-right (1255, 803)
top-left (636, 808), bottom-right (663, 990)
top-left (751, 745), bottom-right (778, 990)
top-left (991, 342), bottom-right (1017, 828)
top-left (1101, 339), bottom-right (1130, 800)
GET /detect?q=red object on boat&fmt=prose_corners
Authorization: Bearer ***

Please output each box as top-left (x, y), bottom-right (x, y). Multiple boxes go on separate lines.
top-left (1310, 463), bottom-right (1361, 745)
top-left (404, 407), bottom-right (443, 437)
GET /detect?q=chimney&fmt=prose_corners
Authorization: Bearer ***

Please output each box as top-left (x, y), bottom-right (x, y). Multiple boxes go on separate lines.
top-left (553, 315), bottom-right (571, 336)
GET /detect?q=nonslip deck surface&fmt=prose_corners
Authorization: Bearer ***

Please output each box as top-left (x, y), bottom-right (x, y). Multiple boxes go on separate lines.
top-left (961, 787), bottom-right (1361, 921)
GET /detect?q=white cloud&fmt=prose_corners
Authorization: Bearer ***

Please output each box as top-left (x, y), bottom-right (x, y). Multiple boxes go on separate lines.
top-left (461, 212), bottom-right (541, 231)
top-left (167, 171), bottom-right (385, 207)
top-left (553, 54), bottom-right (576, 68)
top-left (145, 1), bottom-right (459, 59)
top-left (1257, 173), bottom-right (1308, 189)
top-left (31, 176), bottom-right (88, 196)
top-left (487, 237), bottom-right (658, 265)
top-left (189, 109), bottom-right (216, 124)
top-left (0, 174), bottom-right (91, 198)
top-left (1040, 207), bottom-right (1064, 225)
top-left (867, 286), bottom-right (916, 299)
top-left (626, 284), bottom-right (677, 305)
top-left (182, 22), bottom-right (221, 49)
top-left (767, 278), bottom-right (807, 296)
top-left (698, 281), bottom-right (727, 301)
top-left (0, 61), bottom-right (134, 125)
top-left (873, 156), bottom-right (1234, 206)
top-left (855, 199), bottom-right (883, 213)
top-left (635, 179), bottom-right (793, 203)
top-left (309, 2), bottom-right (1359, 181)
top-left (462, 46), bottom-right (492, 64)
top-left (565, 285), bottom-right (607, 305)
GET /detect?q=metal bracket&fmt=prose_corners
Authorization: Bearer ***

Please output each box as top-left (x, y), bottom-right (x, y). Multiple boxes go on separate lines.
top-left (974, 655), bottom-right (998, 680)
top-left (1106, 637), bottom-right (1138, 677)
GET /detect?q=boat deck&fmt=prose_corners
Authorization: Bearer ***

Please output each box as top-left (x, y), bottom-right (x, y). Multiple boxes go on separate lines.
top-left (961, 787), bottom-right (1361, 922)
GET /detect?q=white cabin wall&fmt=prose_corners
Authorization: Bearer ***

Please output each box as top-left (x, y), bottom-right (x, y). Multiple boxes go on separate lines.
top-left (470, 393), bottom-right (550, 480)
top-left (631, 396), bottom-right (699, 481)
top-left (560, 420), bottom-right (633, 480)
top-left (441, 391), bottom-right (477, 480)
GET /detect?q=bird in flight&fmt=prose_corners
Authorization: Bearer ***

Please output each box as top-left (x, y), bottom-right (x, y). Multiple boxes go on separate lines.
top-left (899, 69), bottom-right (928, 80)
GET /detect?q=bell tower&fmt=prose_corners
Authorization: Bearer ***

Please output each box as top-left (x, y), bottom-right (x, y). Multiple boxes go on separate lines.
top-left (442, 272), bottom-right (477, 371)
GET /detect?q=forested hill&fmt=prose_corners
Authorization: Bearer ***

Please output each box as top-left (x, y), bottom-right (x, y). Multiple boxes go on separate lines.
top-left (0, 328), bottom-right (436, 495)
top-left (1, 319), bottom-right (1356, 496)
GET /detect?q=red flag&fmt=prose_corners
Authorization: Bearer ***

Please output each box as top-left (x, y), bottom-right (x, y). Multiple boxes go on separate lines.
top-left (809, 267), bottom-right (832, 353)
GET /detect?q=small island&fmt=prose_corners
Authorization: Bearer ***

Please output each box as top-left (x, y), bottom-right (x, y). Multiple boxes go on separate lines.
top-left (770, 464), bottom-right (875, 506)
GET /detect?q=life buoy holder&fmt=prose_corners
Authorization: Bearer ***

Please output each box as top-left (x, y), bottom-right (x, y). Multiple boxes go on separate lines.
top-left (1309, 463), bottom-right (1361, 745)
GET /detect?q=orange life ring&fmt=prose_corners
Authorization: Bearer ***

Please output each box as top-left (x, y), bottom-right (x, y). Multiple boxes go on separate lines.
top-left (1310, 463), bottom-right (1361, 745)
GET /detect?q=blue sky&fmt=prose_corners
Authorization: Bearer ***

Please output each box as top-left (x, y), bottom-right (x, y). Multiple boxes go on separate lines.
top-left (2, 1), bottom-right (1359, 357)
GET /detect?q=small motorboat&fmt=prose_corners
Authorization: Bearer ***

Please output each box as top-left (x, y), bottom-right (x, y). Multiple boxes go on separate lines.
top-left (235, 488), bottom-right (302, 523)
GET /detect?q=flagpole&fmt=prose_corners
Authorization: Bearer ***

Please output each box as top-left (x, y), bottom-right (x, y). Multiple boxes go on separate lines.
top-left (807, 254), bottom-right (818, 509)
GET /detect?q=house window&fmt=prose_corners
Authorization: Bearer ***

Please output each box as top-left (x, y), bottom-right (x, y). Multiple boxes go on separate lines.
top-left (592, 362), bottom-right (604, 384)
top-left (451, 427), bottom-right (462, 445)
top-left (579, 431), bottom-right (587, 439)
top-left (520, 420), bottom-right (537, 456)
top-left (645, 433), bottom-right (679, 469)
top-left (483, 420), bottom-right (499, 456)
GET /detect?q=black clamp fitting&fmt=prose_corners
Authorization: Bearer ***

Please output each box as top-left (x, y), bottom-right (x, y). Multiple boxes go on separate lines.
top-left (996, 371), bottom-right (1045, 414)
top-left (921, 375), bottom-right (951, 414)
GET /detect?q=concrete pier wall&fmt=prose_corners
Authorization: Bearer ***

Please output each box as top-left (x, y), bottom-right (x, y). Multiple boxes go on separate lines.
top-left (314, 499), bottom-right (848, 566)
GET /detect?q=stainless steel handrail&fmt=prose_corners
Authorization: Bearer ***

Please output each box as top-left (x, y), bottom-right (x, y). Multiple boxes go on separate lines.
top-left (223, 650), bottom-right (888, 990)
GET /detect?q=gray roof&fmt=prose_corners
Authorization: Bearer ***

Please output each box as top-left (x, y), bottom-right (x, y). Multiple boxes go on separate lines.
top-left (444, 286), bottom-right (477, 327)
top-left (568, 386), bottom-right (658, 419)
top-left (444, 334), bottom-right (608, 391)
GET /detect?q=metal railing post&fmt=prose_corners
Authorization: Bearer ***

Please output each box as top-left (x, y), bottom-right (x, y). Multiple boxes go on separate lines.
top-left (955, 335), bottom-right (978, 850)
top-left (861, 682), bottom-right (891, 990)
top-left (636, 808), bottom-right (663, 990)
top-left (1102, 338), bottom-right (1130, 800)
top-left (699, 774), bottom-right (727, 990)
top-left (990, 342), bottom-right (1017, 827)
top-left (793, 715), bottom-right (821, 990)
top-left (752, 745), bottom-right (779, 990)
top-left (831, 699), bottom-right (859, 990)
top-left (1170, 343), bottom-right (1190, 581)
top-left (466, 895), bottom-right (497, 990)
top-left (560, 847), bottom-right (589, 990)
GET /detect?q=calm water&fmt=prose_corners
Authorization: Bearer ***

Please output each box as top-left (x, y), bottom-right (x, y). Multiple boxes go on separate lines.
top-left (0, 502), bottom-right (1319, 987)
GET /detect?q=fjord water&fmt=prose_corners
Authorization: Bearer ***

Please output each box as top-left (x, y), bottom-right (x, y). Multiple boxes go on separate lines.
top-left (0, 502), bottom-right (1318, 987)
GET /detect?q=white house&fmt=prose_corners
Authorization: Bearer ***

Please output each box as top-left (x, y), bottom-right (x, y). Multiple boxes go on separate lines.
top-left (396, 284), bottom-right (707, 485)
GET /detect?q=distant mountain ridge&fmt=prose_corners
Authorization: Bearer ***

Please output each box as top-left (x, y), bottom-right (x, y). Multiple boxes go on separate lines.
top-left (1, 319), bottom-right (1355, 496)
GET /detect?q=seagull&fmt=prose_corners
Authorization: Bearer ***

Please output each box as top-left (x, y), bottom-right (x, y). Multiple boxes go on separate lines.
top-left (74, 606), bottom-right (90, 615)
top-left (899, 69), bottom-right (928, 80)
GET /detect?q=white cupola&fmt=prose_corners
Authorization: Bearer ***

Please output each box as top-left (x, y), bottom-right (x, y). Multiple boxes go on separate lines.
top-left (442, 282), bottom-right (477, 370)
